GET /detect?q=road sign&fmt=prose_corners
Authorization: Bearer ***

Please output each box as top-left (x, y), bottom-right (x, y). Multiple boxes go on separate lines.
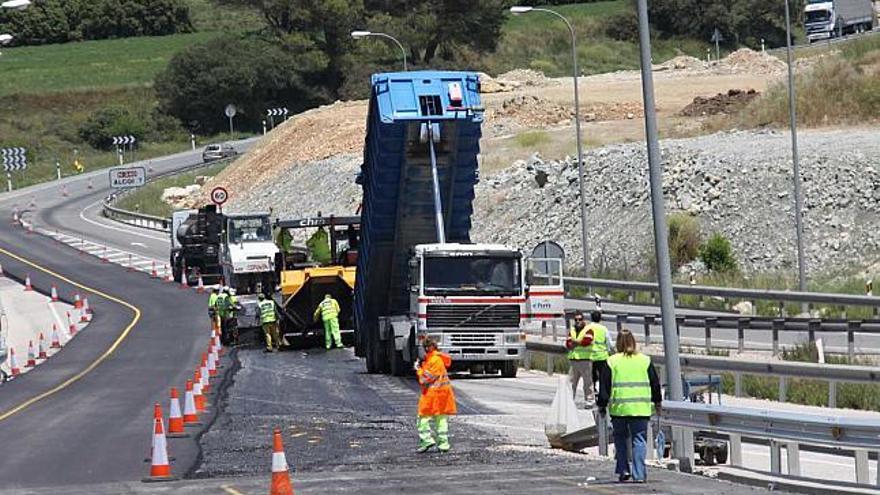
top-left (224, 104), bottom-right (237, 118)
top-left (711, 28), bottom-right (723, 43)
top-left (1, 147), bottom-right (27, 172)
top-left (111, 135), bottom-right (137, 146)
top-left (211, 186), bottom-right (229, 206)
top-left (266, 107), bottom-right (289, 117)
top-left (109, 166), bottom-right (146, 188)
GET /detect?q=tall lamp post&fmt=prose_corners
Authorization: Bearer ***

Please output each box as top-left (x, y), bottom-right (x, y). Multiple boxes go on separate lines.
top-left (510, 6), bottom-right (590, 277)
top-left (784, 0), bottom-right (807, 295)
top-left (351, 30), bottom-right (408, 71)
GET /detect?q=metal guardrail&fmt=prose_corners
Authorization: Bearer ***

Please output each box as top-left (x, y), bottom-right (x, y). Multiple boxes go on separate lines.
top-left (662, 401), bottom-right (880, 485)
top-left (525, 340), bottom-right (880, 409)
top-left (100, 157), bottom-right (236, 233)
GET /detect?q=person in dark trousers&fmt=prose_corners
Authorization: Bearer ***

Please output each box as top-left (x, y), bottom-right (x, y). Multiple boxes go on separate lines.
top-left (566, 311), bottom-right (594, 405)
top-left (586, 310), bottom-right (612, 398)
top-left (597, 329), bottom-right (662, 483)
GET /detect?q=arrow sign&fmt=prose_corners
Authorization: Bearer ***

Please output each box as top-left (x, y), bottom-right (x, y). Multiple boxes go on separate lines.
top-left (711, 28), bottom-right (723, 43)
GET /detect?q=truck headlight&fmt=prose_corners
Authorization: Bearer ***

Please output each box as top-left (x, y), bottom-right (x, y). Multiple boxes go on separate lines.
top-left (505, 332), bottom-right (525, 343)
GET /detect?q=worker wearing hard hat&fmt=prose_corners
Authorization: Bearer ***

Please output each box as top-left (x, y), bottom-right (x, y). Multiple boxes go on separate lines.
top-left (216, 287), bottom-right (230, 343)
top-left (208, 287), bottom-right (221, 333)
top-left (415, 337), bottom-right (457, 453)
top-left (314, 293), bottom-right (343, 350)
top-left (306, 226), bottom-right (331, 265)
top-left (257, 293), bottom-right (281, 352)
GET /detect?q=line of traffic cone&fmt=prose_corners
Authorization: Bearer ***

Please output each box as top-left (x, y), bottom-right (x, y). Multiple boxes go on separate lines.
top-left (196, 275), bottom-right (204, 293)
top-left (150, 261), bottom-right (159, 278)
top-left (51, 324), bottom-right (62, 348)
top-left (25, 340), bottom-right (36, 367)
top-left (182, 379), bottom-right (201, 426)
top-left (50, 284), bottom-right (59, 302)
top-left (67, 313), bottom-right (77, 336)
top-left (38, 333), bottom-right (48, 359)
top-left (167, 388), bottom-right (189, 438)
top-left (73, 292), bottom-right (82, 309)
top-left (270, 428), bottom-right (295, 495)
top-left (24, 275), bottom-right (32, 291)
top-left (143, 404), bottom-right (177, 482)
top-left (200, 354), bottom-right (211, 394)
top-left (164, 265), bottom-right (173, 283)
top-left (8, 348), bottom-right (20, 376)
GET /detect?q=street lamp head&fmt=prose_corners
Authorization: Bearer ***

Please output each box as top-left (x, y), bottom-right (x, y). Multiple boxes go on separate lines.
top-left (1, 0), bottom-right (31, 10)
top-left (351, 30), bottom-right (372, 39)
top-left (509, 6), bottom-right (533, 14)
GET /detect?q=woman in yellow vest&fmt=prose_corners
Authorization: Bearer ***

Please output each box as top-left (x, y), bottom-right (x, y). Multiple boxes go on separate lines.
top-left (597, 329), bottom-right (662, 483)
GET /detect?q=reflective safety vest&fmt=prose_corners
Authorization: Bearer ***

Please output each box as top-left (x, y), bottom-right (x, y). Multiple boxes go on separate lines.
top-left (417, 350), bottom-right (457, 416)
top-left (607, 352), bottom-right (653, 417)
top-left (316, 298), bottom-right (339, 321)
top-left (586, 323), bottom-right (609, 361)
top-left (258, 299), bottom-right (276, 324)
top-left (208, 293), bottom-right (218, 309)
top-left (216, 294), bottom-right (229, 317)
top-left (568, 326), bottom-right (591, 360)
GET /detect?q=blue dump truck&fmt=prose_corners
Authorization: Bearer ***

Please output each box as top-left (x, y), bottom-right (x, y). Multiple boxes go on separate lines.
top-left (353, 71), bottom-right (529, 377)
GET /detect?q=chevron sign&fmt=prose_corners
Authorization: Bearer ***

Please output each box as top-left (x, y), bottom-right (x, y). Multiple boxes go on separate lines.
top-left (1, 147), bottom-right (27, 172)
top-left (112, 135), bottom-right (137, 146)
top-left (266, 107), bottom-right (289, 117)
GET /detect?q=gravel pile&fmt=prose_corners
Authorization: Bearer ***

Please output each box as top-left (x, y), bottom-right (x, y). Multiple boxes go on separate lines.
top-left (230, 128), bottom-right (880, 276)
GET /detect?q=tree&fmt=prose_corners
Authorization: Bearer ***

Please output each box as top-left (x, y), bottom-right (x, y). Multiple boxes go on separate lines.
top-left (154, 35), bottom-right (327, 134)
top-left (78, 107), bottom-right (147, 150)
top-left (699, 232), bottom-right (738, 273)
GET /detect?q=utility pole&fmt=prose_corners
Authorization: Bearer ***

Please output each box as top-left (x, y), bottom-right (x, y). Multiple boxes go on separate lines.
top-left (636, 0), bottom-right (685, 461)
top-left (785, 0), bottom-right (807, 295)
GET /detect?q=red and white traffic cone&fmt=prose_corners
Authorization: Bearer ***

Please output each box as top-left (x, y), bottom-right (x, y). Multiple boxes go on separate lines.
top-left (182, 379), bottom-right (201, 426)
top-left (180, 271), bottom-right (189, 290)
top-left (8, 348), bottom-right (20, 376)
top-left (25, 340), bottom-right (36, 367)
top-left (193, 369), bottom-right (206, 412)
top-left (50, 284), bottom-right (59, 302)
top-left (51, 324), bottom-right (62, 348)
top-left (143, 406), bottom-right (176, 482)
top-left (200, 355), bottom-right (210, 394)
top-left (196, 275), bottom-right (204, 294)
top-left (269, 428), bottom-right (295, 495)
top-left (167, 388), bottom-right (189, 438)
top-left (0, 262), bottom-right (5, 277)
top-left (101, 245), bottom-right (109, 263)
top-left (207, 347), bottom-right (218, 377)
top-left (66, 313), bottom-right (77, 337)
top-left (73, 292), bottom-right (82, 310)
top-left (83, 297), bottom-right (92, 316)
top-left (38, 333), bottom-right (48, 359)
top-left (164, 265), bottom-right (173, 283)
top-left (24, 275), bottom-right (32, 291)
top-left (150, 261), bottom-right (158, 278)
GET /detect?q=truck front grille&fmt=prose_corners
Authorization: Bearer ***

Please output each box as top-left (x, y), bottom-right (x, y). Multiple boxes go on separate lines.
top-left (426, 304), bottom-right (520, 329)
top-left (449, 333), bottom-right (499, 347)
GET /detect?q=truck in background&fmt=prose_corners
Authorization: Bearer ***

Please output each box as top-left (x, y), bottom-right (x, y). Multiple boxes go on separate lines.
top-left (805, 0), bottom-right (875, 42)
top-left (170, 205), bottom-right (279, 329)
top-left (353, 71), bottom-right (535, 378)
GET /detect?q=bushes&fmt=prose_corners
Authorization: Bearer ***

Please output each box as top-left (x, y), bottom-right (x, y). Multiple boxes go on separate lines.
top-left (699, 232), bottom-right (737, 273)
top-left (78, 107), bottom-right (147, 151)
top-left (668, 213), bottom-right (701, 270)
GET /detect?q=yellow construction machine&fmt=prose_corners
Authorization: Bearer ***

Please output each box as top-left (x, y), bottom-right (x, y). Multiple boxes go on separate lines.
top-left (273, 215), bottom-right (360, 341)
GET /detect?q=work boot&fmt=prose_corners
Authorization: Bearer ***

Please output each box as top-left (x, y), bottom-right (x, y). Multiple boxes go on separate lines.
top-left (336, 344), bottom-right (344, 349)
top-left (438, 445), bottom-right (450, 453)
top-left (417, 443), bottom-right (436, 453)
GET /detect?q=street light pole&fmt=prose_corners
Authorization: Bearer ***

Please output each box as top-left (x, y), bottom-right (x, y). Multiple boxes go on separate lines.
top-left (784, 0), bottom-right (807, 294)
top-left (351, 31), bottom-right (408, 71)
top-left (510, 6), bottom-right (590, 276)
top-left (635, 0), bottom-right (685, 462)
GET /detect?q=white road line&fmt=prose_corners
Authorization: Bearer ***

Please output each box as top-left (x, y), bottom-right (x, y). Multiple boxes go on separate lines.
top-left (78, 198), bottom-right (169, 243)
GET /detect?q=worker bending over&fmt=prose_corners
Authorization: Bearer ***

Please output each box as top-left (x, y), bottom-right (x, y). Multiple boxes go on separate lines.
top-left (314, 293), bottom-right (344, 349)
top-left (597, 329), bottom-right (662, 483)
top-left (208, 287), bottom-right (220, 332)
top-left (258, 293), bottom-right (281, 352)
top-left (415, 337), bottom-right (457, 453)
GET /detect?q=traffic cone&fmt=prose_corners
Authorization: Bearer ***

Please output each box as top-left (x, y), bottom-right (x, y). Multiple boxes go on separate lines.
top-left (67, 313), bottom-right (77, 336)
top-left (26, 340), bottom-right (36, 367)
top-left (101, 245), bottom-right (109, 263)
top-left (164, 265), bottom-right (173, 283)
top-left (38, 333), bottom-right (48, 359)
top-left (143, 412), bottom-right (177, 482)
top-left (50, 324), bottom-right (62, 348)
top-left (207, 347), bottom-right (218, 377)
top-left (167, 388), bottom-right (189, 438)
top-left (180, 271), bottom-right (188, 290)
top-left (193, 371), bottom-right (206, 413)
top-left (50, 284), bottom-right (59, 302)
top-left (196, 275), bottom-right (204, 293)
top-left (150, 261), bottom-right (158, 279)
top-left (269, 428), bottom-right (295, 495)
top-left (83, 297), bottom-right (92, 317)
top-left (73, 292), bottom-right (82, 309)
top-left (24, 275), bottom-right (32, 291)
top-left (8, 347), bottom-right (20, 376)
top-left (0, 262), bottom-right (5, 277)
top-left (79, 307), bottom-right (89, 323)
top-left (182, 380), bottom-right (201, 426)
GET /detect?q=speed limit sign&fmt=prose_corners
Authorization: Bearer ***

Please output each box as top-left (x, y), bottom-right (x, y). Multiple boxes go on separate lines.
top-left (211, 186), bottom-right (229, 207)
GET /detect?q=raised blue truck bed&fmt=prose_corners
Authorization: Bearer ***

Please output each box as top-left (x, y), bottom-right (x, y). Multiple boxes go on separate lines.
top-left (353, 71), bottom-right (484, 370)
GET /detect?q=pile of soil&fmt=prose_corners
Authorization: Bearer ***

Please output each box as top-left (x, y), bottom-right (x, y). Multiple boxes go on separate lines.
top-left (487, 95), bottom-right (572, 128)
top-left (679, 89), bottom-right (760, 117)
top-left (478, 72), bottom-right (520, 93)
top-left (583, 101), bottom-right (644, 121)
top-left (496, 69), bottom-right (556, 86)
top-left (722, 48), bottom-right (787, 75)
top-left (660, 55), bottom-right (705, 71)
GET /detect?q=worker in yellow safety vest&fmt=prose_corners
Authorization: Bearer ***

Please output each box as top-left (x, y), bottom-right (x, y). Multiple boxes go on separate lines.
top-left (585, 310), bottom-right (612, 402)
top-left (566, 311), bottom-right (594, 405)
top-left (597, 330), bottom-right (662, 483)
top-left (258, 293), bottom-right (281, 352)
top-left (208, 287), bottom-right (220, 332)
top-left (314, 294), bottom-right (343, 350)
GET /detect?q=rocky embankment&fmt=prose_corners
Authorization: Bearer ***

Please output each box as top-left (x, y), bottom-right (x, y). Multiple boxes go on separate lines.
top-left (228, 128), bottom-right (880, 276)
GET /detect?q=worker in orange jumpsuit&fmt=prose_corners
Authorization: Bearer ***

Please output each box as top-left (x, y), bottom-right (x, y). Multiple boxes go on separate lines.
top-left (415, 337), bottom-right (457, 453)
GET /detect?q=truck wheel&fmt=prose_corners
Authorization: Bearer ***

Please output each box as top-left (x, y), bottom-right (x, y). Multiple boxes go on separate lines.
top-left (365, 337), bottom-right (389, 374)
top-left (365, 339), bottom-right (381, 373)
top-left (699, 445), bottom-right (715, 466)
top-left (388, 339), bottom-right (406, 377)
top-left (501, 361), bottom-right (518, 378)
top-left (714, 445), bottom-right (729, 465)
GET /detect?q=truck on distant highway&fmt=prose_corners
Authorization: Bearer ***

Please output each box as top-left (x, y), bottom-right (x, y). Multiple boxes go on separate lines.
top-left (353, 71), bottom-right (541, 378)
top-left (805, 0), bottom-right (875, 42)
top-left (170, 205), bottom-right (279, 328)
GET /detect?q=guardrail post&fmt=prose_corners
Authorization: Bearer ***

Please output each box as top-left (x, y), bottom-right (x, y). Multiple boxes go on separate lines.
top-left (737, 318), bottom-right (748, 353)
top-left (769, 440), bottom-right (782, 474)
top-left (628, 290), bottom-right (634, 303)
top-left (778, 301), bottom-right (785, 317)
top-left (772, 319), bottom-right (784, 355)
top-left (734, 372), bottom-right (743, 398)
top-left (848, 320), bottom-right (860, 361)
top-left (545, 352), bottom-right (554, 376)
top-left (729, 434), bottom-right (742, 467)
top-left (856, 450), bottom-right (870, 484)
top-left (778, 376), bottom-right (787, 402)
top-left (643, 315), bottom-right (654, 346)
top-left (616, 313), bottom-right (627, 333)
top-left (786, 442), bottom-right (801, 476)
top-left (809, 319), bottom-right (819, 344)
top-left (523, 350), bottom-right (531, 370)
top-left (678, 428), bottom-right (694, 473)
top-left (551, 321), bottom-right (558, 343)
top-left (749, 300), bottom-right (756, 316)
top-left (828, 380), bottom-right (837, 408)
top-left (541, 321), bottom-right (546, 339)
top-left (704, 317), bottom-right (715, 352)
top-left (676, 316), bottom-right (684, 339)
top-left (840, 306), bottom-right (847, 320)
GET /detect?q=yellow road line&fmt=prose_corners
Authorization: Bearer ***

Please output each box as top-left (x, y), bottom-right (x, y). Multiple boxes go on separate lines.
top-left (0, 245), bottom-right (141, 422)
top-left (220, 485), bottom-right (247, 495)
